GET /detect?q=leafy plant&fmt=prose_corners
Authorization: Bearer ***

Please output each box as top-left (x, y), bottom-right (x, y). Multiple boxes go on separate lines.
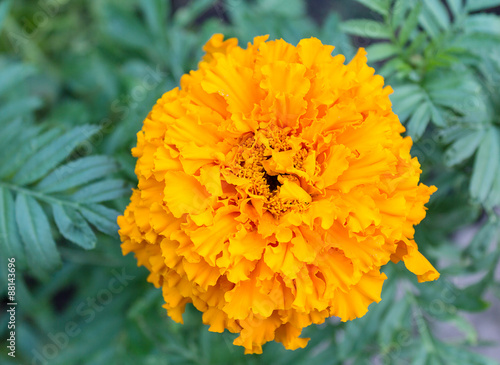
top-left (0, 62), bottom-right (127, 279)
top-left (0, 0), bottom-right (499, 364)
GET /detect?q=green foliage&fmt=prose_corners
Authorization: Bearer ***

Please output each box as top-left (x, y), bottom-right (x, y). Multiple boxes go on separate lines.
top-left (0, 63), bottom-right (126, 278)
top-left (0, 0), bottom-right (499, 364)
top-left (342, 0), bottom-right (500, 207)
top-left (340, 0), bottom-right (500, 363)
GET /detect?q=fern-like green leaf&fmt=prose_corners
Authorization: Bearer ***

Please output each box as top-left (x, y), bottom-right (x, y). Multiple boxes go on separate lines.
top-left (0, 65), bottom-right (125, 277)
top-left (470, 126), bottom-right (500, 202)
top-left (13, 124), bottom-right (101, 185)
top-left (36, 155), bottom-right (119, 193)
top-left (52, 204), bottom-right (97, 250)
top-left (15, 193), bottom-right (61, 274)
top-left (467, 0), bottom-right (500, 12)
top-left (0, 186), bottom-right (25, 268)
top-left (340, 19), bottom-right (392, 39)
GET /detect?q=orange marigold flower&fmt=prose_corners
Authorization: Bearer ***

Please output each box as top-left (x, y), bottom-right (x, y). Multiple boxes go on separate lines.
top-left (118, 34), bottom-right (439, 354)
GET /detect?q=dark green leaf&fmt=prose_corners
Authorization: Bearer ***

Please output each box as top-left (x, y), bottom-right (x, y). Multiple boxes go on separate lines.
top-left (101, 3), bottom-right (153, 49)
top-left (139, 0), bottom-right (169, 37)
top-left (52, 204), bottom-right (97, 249)
top-left (455, 277), bottom-right (493, 312)
top-left (353, 0), bottom-right (390, 16)
top-left (174, 0), bottom-right (219, 27)
top-left (0, 96), bottom-right (43, 123)
top-left (399, 2), bottom-right (422, 45)
top-left (465, 220), bottom-right (499, 260)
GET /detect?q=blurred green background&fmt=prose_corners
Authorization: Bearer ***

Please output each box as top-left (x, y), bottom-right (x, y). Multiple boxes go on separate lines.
top-left (0, 0), bottom-right (500, 364)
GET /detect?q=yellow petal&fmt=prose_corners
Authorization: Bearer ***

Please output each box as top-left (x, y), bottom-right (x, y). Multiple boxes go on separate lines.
top-left (163, 171), bottom-right (210, 218)
top-left (228, 229), bottom-right (267, 261)
top-left (264, 242), bottom-right (302, 278)
top-left (278, 179), bottom-right (312, 203)
top-left (391, 239), bottom-right (440, 283)
top-left (275, 322), bottom-right (309, 350)
top-left (189, 209), bottom-right (239, 266)
top-left (330, 270), bottom-right (387, 321)
top-left (202, 33), bottom-right (238, 63)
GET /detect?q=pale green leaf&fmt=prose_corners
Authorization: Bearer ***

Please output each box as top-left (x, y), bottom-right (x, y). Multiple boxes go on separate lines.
top-left (13, 125), bottom-right (101, 185)
top-left (0, 186), bottom-right (25, 267)
top-left (439, 344), bottom-right (499, 365)
top-left (399, 2), bottom-right (422, 45)
top-left (256, 0), bottom-right (305, 17)
top-left (340, 19), bottom-right (392, 39)
top-left (391, 85), bottom-right (425, 120)
top-left (467, 0), bottom-right (500, 12)
top-left (429, 102), bottom-right (447, 127)
top-left (0, 128), bottom-right (61, 180)
top-left (418, 6), bottom-right (441, 38)
top-left (450, 316), bottom-right (478, 344)
top-left (0, 0), bottom-right (11, 33)
top-left (101, 3), bottom-right (153, 49)
top-left (391, 0), bottom-right (410, 29)
top-left (366, 42), bottom-right (399, 62)
top-left (407, 102), bottom-right (431, 139)
top-left (36, 156), bottom-right (119, 193)
top-left (470, 127), bottom-right (500, 201)
top-left (80, 204), bottom-right (120, 236)
top-left (70, 179), bottom-right (129, 203)
top-left (52, 204), bottom-right (96, 250)
top-left (412, 349), bottom-right (429, 365)
top-left (0, 63), bottom-right (35, 97)
top-left (444, 130), bottom-right (485, 167)
top-left (465, 14), bottom-right (500, 35)
top-left (446, 0), bottom-right (464, 17)
top-left (378, 296), bottom-right (410, 347)
top-left (423, 0), bottom-right (450, 30)
top-left (15, 194), bottom-right (61, 273)
top-left (485, 172), bottom-right (500, 209)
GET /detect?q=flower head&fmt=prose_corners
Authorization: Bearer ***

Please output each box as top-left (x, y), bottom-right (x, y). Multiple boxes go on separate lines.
top-left (118, 34), bottom-right (439, 354)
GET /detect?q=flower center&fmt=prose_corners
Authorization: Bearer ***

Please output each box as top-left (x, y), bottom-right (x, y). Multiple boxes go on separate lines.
top-left (232, 127), bottom-right (311, 217)
top-left (264, 173), bottom-right (280, 192)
